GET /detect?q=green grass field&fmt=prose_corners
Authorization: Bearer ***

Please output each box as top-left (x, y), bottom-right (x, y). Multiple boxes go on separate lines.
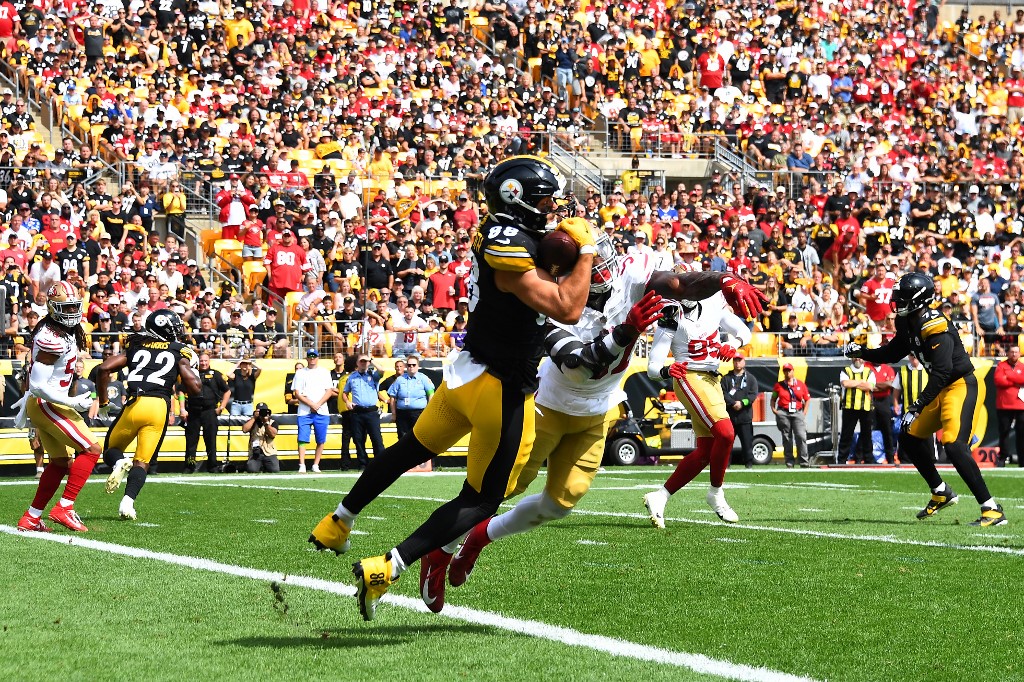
top-left (1, 466), bottom-right (1022, 682)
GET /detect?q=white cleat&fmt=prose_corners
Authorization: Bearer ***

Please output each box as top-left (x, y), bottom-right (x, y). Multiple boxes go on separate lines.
top-left (643, 492), bottom-right (667, 529)
top-left (105, 458), bottom-right (133, 494)
top-left (706, 489), bottom-right (739, 523)
top-left (119, 498), bottom-right (137, 520)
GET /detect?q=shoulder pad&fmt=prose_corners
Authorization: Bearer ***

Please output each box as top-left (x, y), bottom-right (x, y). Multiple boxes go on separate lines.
top-left (919, 310), bottom-right (949, 338)
top-left (481, 224), bottom-right (538, 273)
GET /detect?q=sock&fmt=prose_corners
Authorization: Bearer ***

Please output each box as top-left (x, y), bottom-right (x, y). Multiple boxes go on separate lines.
top-left (334, 502), bottom-right (357, 527)
top-left (943, 440), bottom-right (993, 504)
top-left (124, 466), bottom-right (146, 501)
top-left (342, 433), bottom-right (434, 514)
top-left (35, 466), bottom-right (44, 474)
top-left (27, 506), bottom-right (43, 519)
top-left (981, 497), bottom-right (998, 510)
top-left (102, 447), bottom-right (125, 468)
top-left (708, 421), bottom-right (735, 488)
top-left (932, 484), bottom-right (947, 494)
top-left (708, 485), bottom-right (723, 499)
top-left (60, 451), bottom-right (100, 505)
top-left (394, 482), bottom-right (502, 565)
top-left (665, 437), bottom-right (713, 494)
top-left (488, 492), bottom-right (571, 541)
top-left (31, 463), bottom-right (69, 511)
top-left (387, 548), bottom-right (408, 579)
top-left (899, 433), bottom-right (944, 490)
top-left (441, 534), bottom-right (466, 554)
top-left (648, 486), bottom-right (671, 503)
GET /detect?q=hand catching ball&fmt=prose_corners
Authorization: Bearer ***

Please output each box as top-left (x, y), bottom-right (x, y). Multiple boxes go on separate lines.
top-left (536, 230), bottom-right (580, 277)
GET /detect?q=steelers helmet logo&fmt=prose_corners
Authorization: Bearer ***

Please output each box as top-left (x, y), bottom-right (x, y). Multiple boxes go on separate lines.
top-left (499, 178), bottom-right (523, 205)
top-left (155, 315), bottom-right (168, 327)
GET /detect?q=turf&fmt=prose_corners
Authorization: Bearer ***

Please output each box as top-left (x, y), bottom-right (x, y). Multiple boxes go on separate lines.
top-left (1, 467), bottom-right (1022, 682)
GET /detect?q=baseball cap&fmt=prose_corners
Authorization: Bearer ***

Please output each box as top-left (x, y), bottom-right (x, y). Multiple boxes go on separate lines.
top-left (458, 296), bottom-right (469, 303)
top-left (98, 312), bottom-right (111, 320)
top-left (783, 363), bottom-right (794, 370)
top-left (255, 402), bottom-right (269, 412)
top-left (186, 259), bottom-right (197, 266)
top-left (109, 295), bottom-right (120, 304)
top-left (306, 348), bottom-right (319, 357)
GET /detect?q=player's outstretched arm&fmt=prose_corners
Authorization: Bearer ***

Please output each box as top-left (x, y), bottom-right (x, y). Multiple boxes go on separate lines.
top-left (495, 252), bottom-right (595, 325)
top-left (647, 271), bottom-right (768, 319)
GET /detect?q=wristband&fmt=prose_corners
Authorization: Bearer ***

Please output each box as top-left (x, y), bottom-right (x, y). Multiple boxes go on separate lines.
top-left (660, 367), bottom-right (671, 381)
top-left (90, 392), bottom-right (98, 399)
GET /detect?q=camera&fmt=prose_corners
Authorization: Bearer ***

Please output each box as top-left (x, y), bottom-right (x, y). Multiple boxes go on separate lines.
top-left (250, 445), bottom-right (265, 458)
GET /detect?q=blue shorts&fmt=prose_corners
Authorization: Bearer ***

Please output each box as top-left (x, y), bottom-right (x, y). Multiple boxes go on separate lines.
top-left (297, 413), bottom-right (329, 445)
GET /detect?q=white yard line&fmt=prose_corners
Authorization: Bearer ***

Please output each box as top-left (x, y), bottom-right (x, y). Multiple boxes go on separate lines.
top-left (0, 525), bottom-right (817, 682)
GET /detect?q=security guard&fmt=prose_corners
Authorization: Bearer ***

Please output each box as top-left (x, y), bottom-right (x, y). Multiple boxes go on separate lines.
top-left (387, 354), bottom-right (435, 439)
top-left (837, 355), bottom-right (875, 464)
top-left (846, 272), bottom-right (1006, 526)
top-left (178, 351), bottom-right (229, 473)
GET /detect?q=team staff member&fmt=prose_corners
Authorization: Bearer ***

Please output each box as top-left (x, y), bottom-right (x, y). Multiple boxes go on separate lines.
top-left (342, 354), bottom-right (385, 471)
top-left (309, 156), bottom-right (598, 621)
top-left (892, 353), bottom-right (932, 464)
top-left (846, 273), bottom-right (1006, 526)
top-left (771, 363), bottom-right (811, 467)
top-left (98, 310), bottom-right (202, 521)
top-left (722, 354), bottom-right (759, 468)
top-left (387, 354), bottom-right (435, 439)
top-left (869, 361), bottom-right (897, 464)
top-left (994, 346), bottom-right (1024, 467)
top-left (178, 352), bottom-right (229, 473)
top-left (332, 354), bottom-right (358, 470)
top-left (838, 355), bottom-right (875, 464)
top-left (293, 349), bottom-right (338, 473)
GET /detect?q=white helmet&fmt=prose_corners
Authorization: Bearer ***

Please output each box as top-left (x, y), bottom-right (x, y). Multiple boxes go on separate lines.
top-left (590, 227), bottom-right (619, 294)
top-left (46, 281), bottom-right (83, 327)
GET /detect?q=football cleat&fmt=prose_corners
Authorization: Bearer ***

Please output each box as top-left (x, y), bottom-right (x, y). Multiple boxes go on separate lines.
top-left (448, 518), bottom-right (492, 588)
top-left (49, 505), bottom-right (88, 532)
top-left (17, 511), bottom-right (51, 532)
top-left (119, 498), bottom-right (137, 520)
top-left (970, 505), bottom-right (1008, 527)
top-left (308, 513), bottom-right (351, 555)
top-left (352, 555), bottom-right (395, 621)
top-left (105, 457), bottom-right (133, 494)
top-left (706, 489), bottom-right (739, 523)
top-left (917, 486), bottom-right (958, 519)
top-left (419, 548), bottom-right (453, 613)
top-left (643, 492), bottom-right (667, 529)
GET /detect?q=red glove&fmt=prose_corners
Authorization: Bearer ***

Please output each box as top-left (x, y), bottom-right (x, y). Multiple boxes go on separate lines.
top-left (717, 344), bottom-right (738, 361)
top-left (668, 362), bottom-right (688, 380)
top-left (614, 290), bottom-right (664, 344)
top-left (720, 273), bottom-right (768, 320)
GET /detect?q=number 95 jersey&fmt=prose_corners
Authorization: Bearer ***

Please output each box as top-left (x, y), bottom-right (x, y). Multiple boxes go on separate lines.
top-left (649, 293), bottom-right (751, 374)
top-left (124, 337), bottom-right (190, 399)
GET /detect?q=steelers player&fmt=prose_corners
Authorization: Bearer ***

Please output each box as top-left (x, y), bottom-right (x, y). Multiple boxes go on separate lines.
top-left (436, 232), bottom-right (767, 608)
top-left (308, 156), bottom-right (597, 621)
top-left (845, 272), bottom-right (1006, 526)
top-left (98, 309), bottom-right (202, 521)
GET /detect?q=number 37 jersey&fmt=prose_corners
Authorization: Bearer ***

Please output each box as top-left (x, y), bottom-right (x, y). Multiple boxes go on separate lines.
top-left (124, 338), bottom-right (190, 400)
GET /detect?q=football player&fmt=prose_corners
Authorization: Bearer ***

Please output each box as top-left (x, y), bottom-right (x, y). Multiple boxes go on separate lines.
top-left (15, 281), bottom-right (101, 533)
top-left (434, 231), bottom-right (767, 609)
top-left (98, 309), bottom-right (202, 520)
top-left (845, 272), bottom-right (1007, 526)
top-left (309, 155), bottom-right (598, 620)
top-left (641, 281), bottom-right (753, 527)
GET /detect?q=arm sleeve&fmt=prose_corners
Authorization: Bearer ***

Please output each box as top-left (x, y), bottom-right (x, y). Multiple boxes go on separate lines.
top-left (647, 325), bottom-right (673, 379)
top-left (720, 311), bottom-right (752, 348)
top-left (859, 331), bottom-right (912, 365)
top-left (544, 323), bottom-right (621, 384)
top-left (28, 360), bottom-right (76, 408)
top-left (913, 334), bottom-right (955, 409)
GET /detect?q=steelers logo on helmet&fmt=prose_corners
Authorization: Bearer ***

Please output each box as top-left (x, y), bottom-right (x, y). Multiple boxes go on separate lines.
top-left (499, 178), bottom-right (524, 205)
top-left (483, 156), bottom-right (571, 233)
top-left (145, 309), bottom-right (186, 342)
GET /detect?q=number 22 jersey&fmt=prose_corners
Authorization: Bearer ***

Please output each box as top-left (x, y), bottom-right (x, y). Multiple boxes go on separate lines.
top-left (123, 337), bottom-right (190, 400)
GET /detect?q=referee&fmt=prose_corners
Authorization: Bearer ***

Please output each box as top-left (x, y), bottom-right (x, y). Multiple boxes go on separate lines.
top-left (387, 355), bottom-right (435, 439)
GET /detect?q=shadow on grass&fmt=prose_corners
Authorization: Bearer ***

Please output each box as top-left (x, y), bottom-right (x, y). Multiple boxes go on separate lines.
top-left (218, 624), bottom-right (496, 649)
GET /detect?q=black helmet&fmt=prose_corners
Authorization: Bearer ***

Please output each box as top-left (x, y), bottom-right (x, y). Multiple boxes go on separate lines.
top-left (482, 155), bottom-right (570, 232)
top-left (145, 309), bottom-right (186, 342)
top-left (891, 272), bottom-right (933, 317)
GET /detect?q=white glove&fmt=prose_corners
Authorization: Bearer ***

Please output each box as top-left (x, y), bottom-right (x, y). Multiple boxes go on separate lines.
top-left (70, 393), bottom-right (95, 413)
top-left (842, 342), bottom-right (863, 358)
top-left (901, 411), bottom-right (917, 428)
top-left (97, 402), bottom-right (112, 419)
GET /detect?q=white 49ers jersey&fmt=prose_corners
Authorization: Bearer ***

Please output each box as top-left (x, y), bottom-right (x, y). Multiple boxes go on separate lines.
top-left (648, 293), bottom-right (752, 375)
top-left (535, 253), bottom-right (656, 416)
top-left (32, 325), bottom-right (78, 398)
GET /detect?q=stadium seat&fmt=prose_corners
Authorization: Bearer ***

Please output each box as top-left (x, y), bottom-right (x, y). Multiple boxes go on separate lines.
top-left (200, 229), bottom-right (221, 258)
top-left (746, 332), bottom-right (779, 358)
top-left (214, 239), bottom-right (243, 271)
top-left (284, 291), bottom-right (305, 327)
top-left (242, 261), bottom-right (267, 294)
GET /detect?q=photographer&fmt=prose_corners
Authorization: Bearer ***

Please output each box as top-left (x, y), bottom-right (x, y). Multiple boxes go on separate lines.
top-left (243, 402), bottom-right (279, 473)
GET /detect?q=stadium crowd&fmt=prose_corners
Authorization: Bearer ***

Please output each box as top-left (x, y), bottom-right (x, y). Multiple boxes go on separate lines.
top-left (2, 0), bottom-right (1024, 359)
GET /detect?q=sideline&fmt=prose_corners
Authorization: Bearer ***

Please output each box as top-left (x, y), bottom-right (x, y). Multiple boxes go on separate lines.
top-left (0, 525), bottom-right (817, 682)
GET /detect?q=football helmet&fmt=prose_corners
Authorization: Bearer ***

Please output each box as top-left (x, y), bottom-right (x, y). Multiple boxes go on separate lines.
top-left (590, 227), bottom-right (619, 294)
top-left (46, 281), bottom-right (83, 327)
top-left (145, 309), bottom-right (186, 342)
top-left (483, 156), bottom-right (571, 233)
top-left (891, 272), bottom-right (933, 317)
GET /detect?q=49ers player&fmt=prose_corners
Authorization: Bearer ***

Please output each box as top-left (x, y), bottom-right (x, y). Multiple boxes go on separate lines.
top-left (643, 280), bottom-right (753, 527)
top-left (15, 281), bottom-right (102, 532)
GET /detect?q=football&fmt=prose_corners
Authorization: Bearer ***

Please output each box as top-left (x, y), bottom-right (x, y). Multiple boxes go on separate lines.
top-left (537, 230), bottom-right (580, 277)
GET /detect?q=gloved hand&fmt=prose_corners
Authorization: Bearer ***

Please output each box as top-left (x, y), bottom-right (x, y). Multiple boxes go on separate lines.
top-left (70, 393), bottom-right (95, 413)
top-left (717, 343), bottom-right (738, 361)
top-left (556, 217), bottom-right (597, 252)
top-left (902, 402), bottom-right (921, 429)
top-left (97, 402), bottom-right (111, 419)
top-left (181, 346), bottom-right (200, 370)
top-left (843, 342), bottom-right (863, 358)
top-left (720, 273), bottom-right (769, 319)
top-left (613, 290), bottom-right (664, 345)
top-left (668, 362), bottom-right (688, 380)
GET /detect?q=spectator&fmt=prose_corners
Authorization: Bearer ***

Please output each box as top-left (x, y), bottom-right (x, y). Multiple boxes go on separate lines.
top-left (994, 346), bottom-right (1024, 467)
top-left (343, 354), bottom-right (385, 470)
top-left (252, 308), bottom-right (288, 358)
top-left (779, 313), bottom-right (810, 355)
top-left (243, 402), bottom-right (279, 474)
top-left (972, 277), bottom-right (1004, 351)
top-left (161, 181), bottom-right (187, 240)
top-left (721, 354), bottom-right (758, 469)
top-left (263, 229), bottom-right (307, 300)
top-left (292, 349), bottom-right (337, 474)
top-left (425, 253), bottom-right (462, 316)
top-left (227, 358), bottom-right (261, 417)
top-left (838, 356), bottom-right (876, 465)
top-left (772, 363), bottom-right (811, 467)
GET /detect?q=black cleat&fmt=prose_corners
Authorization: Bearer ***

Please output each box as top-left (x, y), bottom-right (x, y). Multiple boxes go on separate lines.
top-left (917, 486), bottom-right (958, 519)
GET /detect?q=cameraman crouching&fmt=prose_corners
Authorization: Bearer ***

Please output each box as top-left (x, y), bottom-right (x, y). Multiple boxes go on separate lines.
top-left (243, 402), bottom-right (279, 473)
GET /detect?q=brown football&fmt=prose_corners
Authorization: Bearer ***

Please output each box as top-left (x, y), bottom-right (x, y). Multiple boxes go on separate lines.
top-left (537, 230), bottom-right (580, 277)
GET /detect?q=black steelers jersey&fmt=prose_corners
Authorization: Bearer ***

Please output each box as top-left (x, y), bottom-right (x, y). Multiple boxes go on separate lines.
top-left (462, 217), bottom-right (547, 392)
top-left (123, 337), bottom-right (190, 400)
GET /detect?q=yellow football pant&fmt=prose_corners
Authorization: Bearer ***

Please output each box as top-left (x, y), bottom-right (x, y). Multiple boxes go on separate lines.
top-left (907, 375), bottom-right (978, 445)
top-left (27, 398), bottom-right (96, 459)
top-left (105, 396), bottom-right (171, 465)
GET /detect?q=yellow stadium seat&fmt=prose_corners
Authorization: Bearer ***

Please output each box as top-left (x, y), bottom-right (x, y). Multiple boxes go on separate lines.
top-left (300, 159), bottom-right (325, 174)
top-left (746, 332), bottom-right (779, 358)
top-left (796, 311), bottom-right (814, 325)
top-left (214, 239), bottom-right (243, 271)
top-left (527, 57), bottom-right (542, 82)
top-left (471, 15), bottom-right (489, 41)
top-left (284, 291), bottom-right (305, 326)
top-left (242, 261), bottom-right (267, 294)
top-left (291, 149), bottom-right (315, 162)
top-left (200, 229), bottom-right (221, 258)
